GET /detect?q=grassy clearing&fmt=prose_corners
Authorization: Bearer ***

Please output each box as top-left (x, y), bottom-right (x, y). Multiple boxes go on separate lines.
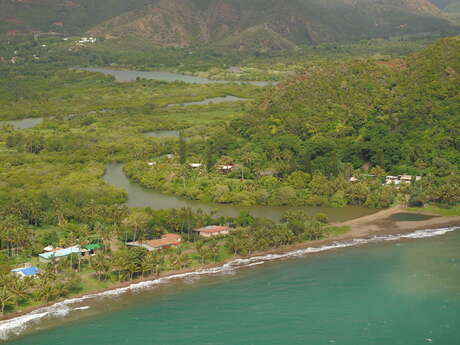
top-left (406, 205), bottom-right (460, 217)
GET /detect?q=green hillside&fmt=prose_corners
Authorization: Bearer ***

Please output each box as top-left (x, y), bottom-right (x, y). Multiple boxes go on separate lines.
top-left (228, 36), bottom-right (460, 176)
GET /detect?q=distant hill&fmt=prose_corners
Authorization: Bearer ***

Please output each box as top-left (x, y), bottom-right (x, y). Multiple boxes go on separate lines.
top-left (0, 0), bottom-right (151, 36)
top-left (428, 0), bottom-right (460, 21)
top-left (1, 0), bottom-right (457, 50)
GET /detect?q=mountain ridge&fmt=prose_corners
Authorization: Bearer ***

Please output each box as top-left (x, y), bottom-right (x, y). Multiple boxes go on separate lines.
top-left (88, 0), bottom-right (456, 49)
top-left (1, 0), bottom-right (457, 50)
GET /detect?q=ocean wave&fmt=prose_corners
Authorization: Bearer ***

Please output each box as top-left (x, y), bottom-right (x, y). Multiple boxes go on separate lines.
top-left (1, 226), bottom-right (458, 341)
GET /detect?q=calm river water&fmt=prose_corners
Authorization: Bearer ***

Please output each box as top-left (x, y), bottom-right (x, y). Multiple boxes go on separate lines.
top-left (78, 68), bottom-right (271, 86)
top-left (0, 118), bottom-right (43, 129)
top-left (4, 227), bottom-right (459, 344)
top-left (103, 163), bottom-right (377, 222)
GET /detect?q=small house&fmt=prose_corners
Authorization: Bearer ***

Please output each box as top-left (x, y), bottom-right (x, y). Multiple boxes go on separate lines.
top-left (399, 175), bottom-right (413, 184)
top-left (349, 176), bottom-right (359, 183)
top-left (217, 165), bottom-right (234, 174)
top-left (189, 163), bottom-right (203, 169)
top-left (385, 175), bottom-right (421, 186)
top-left (127, 234), bottom-right (182, 251)
top-left (39, 246), bottom-right (82, 263)
top-left (385, 176), bottom-right (401, 185)
top-left (193, 225), bottom-right (232, 238)
top-left (11, 266), bottom-right (40, 278)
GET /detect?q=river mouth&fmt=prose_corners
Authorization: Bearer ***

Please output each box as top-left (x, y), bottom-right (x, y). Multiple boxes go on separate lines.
top-left (103, 163), bottom-right (377, 222)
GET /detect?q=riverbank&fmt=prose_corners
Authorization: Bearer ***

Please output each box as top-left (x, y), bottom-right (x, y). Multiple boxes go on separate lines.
top-left (2, 206), bottom-right (460, 324)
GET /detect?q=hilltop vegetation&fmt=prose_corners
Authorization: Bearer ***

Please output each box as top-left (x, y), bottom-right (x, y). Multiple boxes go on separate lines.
top-left (124, 37), bottom-right (460, 207)
top-left (234, 36), bottom-right (460, 176)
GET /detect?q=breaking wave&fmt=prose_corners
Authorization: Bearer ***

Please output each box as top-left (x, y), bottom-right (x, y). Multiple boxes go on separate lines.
top-left (1, 226), bottom-right (458, 341)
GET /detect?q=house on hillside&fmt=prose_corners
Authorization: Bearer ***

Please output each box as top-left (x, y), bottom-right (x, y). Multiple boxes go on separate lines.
top-left (127, 234), bottom-right (182, 251)
top-left (217, 165), bottom-right (234, 174)
top-left (78, 37), bottom-right (97, 44)
top-left (385, 175), bottom-right (421, 186)
top-left (193, 225), bottom-right (232, 238)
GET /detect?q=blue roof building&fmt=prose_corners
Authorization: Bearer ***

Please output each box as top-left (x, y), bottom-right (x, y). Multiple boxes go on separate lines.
top-left (39, 246), bottom-right (82, 263)
top-left (11, 267), bottom-right (40, 277)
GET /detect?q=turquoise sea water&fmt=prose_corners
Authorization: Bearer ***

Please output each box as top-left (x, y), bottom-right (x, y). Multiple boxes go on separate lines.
top-left (4, 229), bottom-right (460, 345)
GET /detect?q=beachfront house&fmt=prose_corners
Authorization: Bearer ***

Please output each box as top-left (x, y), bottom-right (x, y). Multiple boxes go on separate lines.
top-left (39, 246), bottom-right (82, 264)
top-left (11, 266), bottom-right (40, 278)
top-left (127, 234), bottom-right (182, 251)
top-left (193, 225), bottom-right (232, 238)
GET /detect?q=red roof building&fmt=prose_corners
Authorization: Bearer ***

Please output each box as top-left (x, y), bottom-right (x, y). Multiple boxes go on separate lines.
top-left (193, 225), bottom-right (232, 237)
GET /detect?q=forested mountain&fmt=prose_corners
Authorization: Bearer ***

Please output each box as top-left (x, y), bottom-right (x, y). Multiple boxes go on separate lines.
top-left (226, 36), bottom-right (460, 176)
top-left (1, 0), bottom-right (457, 50)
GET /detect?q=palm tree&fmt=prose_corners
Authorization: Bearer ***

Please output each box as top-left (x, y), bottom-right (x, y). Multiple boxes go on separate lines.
top-left (91, 252), bottom-right (112, 281)
top-left (0, 287), bottom-right (14, 315)
top-left (8, 278), bottom-right (29, 303)
top-left (208, 242), bottom-right (220, 263)
top-left (36, 283), bottom-right (59, 303)
top-left (195, 241), bottom-right (206, 264)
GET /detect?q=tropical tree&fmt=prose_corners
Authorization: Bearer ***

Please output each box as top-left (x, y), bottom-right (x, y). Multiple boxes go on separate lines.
top-left (0, 286), bottom-right (14, 315)
top-left (91, 252), bottom-right (112, 281)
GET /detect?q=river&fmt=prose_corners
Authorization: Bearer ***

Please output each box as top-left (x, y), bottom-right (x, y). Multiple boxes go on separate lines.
top-left (3, 227), bottom-right (459, 344)
top-left (78, 68), bottom-right (271, 86)
top-left (167, 95), bottom-right (248, 107)
top-left (0, 118), bottom-right (44, 129)
top-left (103, 163), bottom-right (376, 222)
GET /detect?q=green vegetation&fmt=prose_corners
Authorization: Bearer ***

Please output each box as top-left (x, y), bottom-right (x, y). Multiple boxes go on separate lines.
top-left (407, 204), bottom-right (460, 217)
top-left (124, 37), bottom-right (460, 208)
top-left (0, 34), bottom-right (459, 317)
top-left (0, 66), bottom-right (260, 120)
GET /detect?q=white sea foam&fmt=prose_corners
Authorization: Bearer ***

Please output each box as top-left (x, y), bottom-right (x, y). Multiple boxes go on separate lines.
top-left (0, 226), bottom-right (458, 341)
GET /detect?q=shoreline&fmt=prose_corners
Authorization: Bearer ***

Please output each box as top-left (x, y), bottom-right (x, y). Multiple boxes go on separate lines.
top-left (2, 206), bottom-right (460, 324)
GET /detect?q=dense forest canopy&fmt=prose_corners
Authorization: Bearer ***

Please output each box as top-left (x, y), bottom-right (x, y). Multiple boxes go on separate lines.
top-left (228, 36), bottom-right (460, 176)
